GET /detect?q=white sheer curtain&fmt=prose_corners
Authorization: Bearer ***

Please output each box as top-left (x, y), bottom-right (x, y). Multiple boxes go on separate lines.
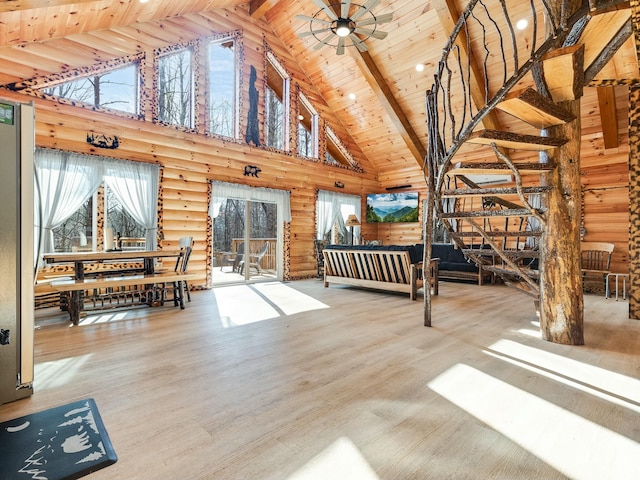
top-left (104, 159), bottom-right (160, 250)
top-left (35, 149), bottom-right (103, 256)
top-left (208, 181), bottom-right (291, 221)
top-left (316, 190), bottom-right (360, 242)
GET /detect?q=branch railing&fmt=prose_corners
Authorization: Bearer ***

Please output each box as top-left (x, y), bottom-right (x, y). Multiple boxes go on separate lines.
top-left (426, 0), bottom-right (589, 197)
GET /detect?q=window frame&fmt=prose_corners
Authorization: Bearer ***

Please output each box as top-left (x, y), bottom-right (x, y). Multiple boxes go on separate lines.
top-left (297, 93), bottom-right (318, 158)
top-left (156, 46), bottom-right (195, 129)
top-left (265, 51), bottom-right (290, 152)
top-left (207, 36), bottom-right (239, 139)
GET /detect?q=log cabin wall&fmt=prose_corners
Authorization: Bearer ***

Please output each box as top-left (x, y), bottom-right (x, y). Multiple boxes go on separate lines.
top-left (0, 3), bottom-right (632, 282)
top-left (0, 5), bottom-right (382, 287)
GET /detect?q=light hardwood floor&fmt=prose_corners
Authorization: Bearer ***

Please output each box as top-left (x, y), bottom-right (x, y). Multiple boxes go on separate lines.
top-left (2, 280), bottom-right (639, 479)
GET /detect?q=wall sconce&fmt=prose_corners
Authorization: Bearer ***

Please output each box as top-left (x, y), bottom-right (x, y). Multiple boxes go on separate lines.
top-left (335, 181), bottom-right (344, 189)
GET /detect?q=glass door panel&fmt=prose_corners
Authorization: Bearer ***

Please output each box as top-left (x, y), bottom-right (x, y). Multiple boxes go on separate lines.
top-left (247, 201), bottom-right (277, 281)
top-left (212, 198), bottom-right (246, 285)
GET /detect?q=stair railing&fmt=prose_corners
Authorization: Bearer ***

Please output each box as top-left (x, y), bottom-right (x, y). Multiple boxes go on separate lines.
top-left (425, 0), bottom-right (589, 199)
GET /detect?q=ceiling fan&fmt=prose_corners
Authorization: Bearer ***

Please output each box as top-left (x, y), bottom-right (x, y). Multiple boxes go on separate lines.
top-left (296, 0), bottom-right (393, 55)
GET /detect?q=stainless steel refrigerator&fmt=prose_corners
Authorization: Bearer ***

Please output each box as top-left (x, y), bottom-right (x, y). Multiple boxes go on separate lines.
top-left (0, 100), bottom-right (35, 405)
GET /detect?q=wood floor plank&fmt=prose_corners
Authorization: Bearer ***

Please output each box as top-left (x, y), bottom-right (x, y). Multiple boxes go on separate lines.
top-left (1, 279), bottom-right (638, 479)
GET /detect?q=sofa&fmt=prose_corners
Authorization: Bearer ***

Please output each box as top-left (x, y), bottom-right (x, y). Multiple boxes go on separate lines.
top-left (431, 243), bottom-right (493, 285)
top-left (322, 244), bottom-right (439, 300)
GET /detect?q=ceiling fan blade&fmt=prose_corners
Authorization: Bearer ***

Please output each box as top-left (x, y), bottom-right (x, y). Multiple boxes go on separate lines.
top-left (348, 33), bottom-right (368, 52)
top-left (354, 27), bottom-right (388, 40)
top-left (341, 0), bottom-right (351, 19)
top-left (311, 0), bottom-right (338, 20)
top-left (313, 34), bottom-right (335, 49)
top-left (350, 0), bottom-right (380, 21)
top-left (295, 14), bottom-right (333, 26)
top-left (356, 12), bottom-right (393, 27)
top-left (336, 37), bottom-right (346, 55)
top-left (298, 28), bottom-right (332, 38)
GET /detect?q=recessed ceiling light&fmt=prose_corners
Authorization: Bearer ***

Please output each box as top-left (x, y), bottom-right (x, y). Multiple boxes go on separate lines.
top-left (415, 63), bottom-right (425, 72)
top-left (298, 115), bottom-right (304, 120)
top-left (348, 93), bottom-right (356, 100)
top-left (516, 19), bottom-right (528, 30)
top-left (140, 0), bottom-right (150, 3)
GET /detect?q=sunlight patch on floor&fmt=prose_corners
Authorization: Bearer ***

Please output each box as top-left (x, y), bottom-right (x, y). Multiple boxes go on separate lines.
top-left (286, 437), bottom-right (379, 480)
top-left (215, 285), bottom-right (280, 326)
top-left (487, 339), bottom-right (640, 413)
top-left (428, 363), bottom-right (639, 480)
top-left (34, 354), bottom-right (92, 390)
top-left (253, 282), bottom-right (329, 315)
top-left (78, 311), bottom-right (131, 325)
top-left (516, 328), bottom-right (541, 338)
top-left (214, 283), bottom-right (329, 327)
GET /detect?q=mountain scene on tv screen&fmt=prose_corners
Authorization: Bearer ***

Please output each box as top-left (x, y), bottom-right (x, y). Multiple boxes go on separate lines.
top-left (366, 192), bottom-right (419, 223)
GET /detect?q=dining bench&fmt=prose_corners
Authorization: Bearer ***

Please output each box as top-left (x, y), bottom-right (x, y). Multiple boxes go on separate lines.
top-left (51, 272), bottom-right (197, 325)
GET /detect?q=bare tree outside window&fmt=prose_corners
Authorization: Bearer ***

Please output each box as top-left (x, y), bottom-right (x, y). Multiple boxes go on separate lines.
top-left (106, 187), bottom-right (145, 240)
top-left (298, 123), bottom-right (312, 157)
top-left (51, 186), bottom-right (145, 253)
top-left (209, 40), bottom-right (236, 137)
top-left (43, 64), bottom-right (138, 114)
top-left (212, 199), bottom-right (276, 253)
top-left (298, 94), bottom-right (317, 158)
top-left (266, 86), bottom-right (284, 149)
top-left (158, 49), bottom-right (193, 128)
top-left (52, 198), bottom-right (93, 252)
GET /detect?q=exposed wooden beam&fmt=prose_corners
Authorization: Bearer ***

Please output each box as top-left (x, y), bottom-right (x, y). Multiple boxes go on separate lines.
top-left (350, 49), bottom-right (427, 166)
top-left (249, 0), bottom-right (280, 19)
top-left (317, 1), bottom-right (426, 166)
top-left (432, 0), bottom-right (502, 132)
top-left (596, 86), bottom-right (619, 148)
top-left (0, 0), bottom-right (99, 13)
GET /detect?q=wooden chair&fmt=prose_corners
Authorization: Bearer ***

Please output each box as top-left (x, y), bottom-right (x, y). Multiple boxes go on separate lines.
top-left (581, 242), bottom-right (614, 293)
top-left (239, 241), bottom-right (269, 275)
top-left (176, 237), bottom-right (194, 301)
top-left (157, 236), bottom-right (193, 303)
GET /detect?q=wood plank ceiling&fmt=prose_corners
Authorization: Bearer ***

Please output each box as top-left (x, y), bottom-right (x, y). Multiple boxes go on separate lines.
top-left (0, 0), bottom-right (637, 179)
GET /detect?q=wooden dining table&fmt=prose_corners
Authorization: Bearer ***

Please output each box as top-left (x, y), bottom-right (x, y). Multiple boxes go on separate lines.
top-left (42, 249), bottom-right (187, 324)
top-left (42, 249), bottom-right (183, 280)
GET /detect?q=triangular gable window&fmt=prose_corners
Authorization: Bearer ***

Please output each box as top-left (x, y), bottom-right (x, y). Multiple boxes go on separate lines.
top-left (325, 126), bottom-right (357, 169)
top-left (42, 64), bottom-right (139, 115)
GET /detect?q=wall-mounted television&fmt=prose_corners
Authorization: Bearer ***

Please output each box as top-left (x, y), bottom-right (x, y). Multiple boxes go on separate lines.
top-left (366, 192), bottom-right (419, 223)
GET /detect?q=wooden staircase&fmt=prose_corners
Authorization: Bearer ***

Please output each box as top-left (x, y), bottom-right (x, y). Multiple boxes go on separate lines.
top-left (424, 0), bottom-right (632, 321)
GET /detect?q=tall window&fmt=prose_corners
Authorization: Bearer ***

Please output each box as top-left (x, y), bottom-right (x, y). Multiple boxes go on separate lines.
top-left (265, 53), bottom-right (289, 150)
top-left (43, 64), bottom-right (139, 114)
top-left (158, 48), bottom-right (193, 128)
top-left (36, 149), bottom-right (159, 255)
top-left (209, 39), bottom-right (236, 138)
top-left (298, 94), bottom-right (318, 158)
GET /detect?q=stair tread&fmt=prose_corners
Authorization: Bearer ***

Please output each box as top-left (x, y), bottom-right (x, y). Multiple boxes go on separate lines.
top-left (484, 265), bottom-right (540, 278)
top-left (442, 186), bottom-right (552, 197)
top-left (452, 231), bottom-right (542, 237)
top-left (497, 87), bottom-right (576, 129)
top-left (441, 208), bottom-right (542, 219)
top-left (446, 161), bottom-right (555, 176)
top-left (466, 129), bottom-right (567, 150)
top-left (462, 249), bottom-right (540, 259)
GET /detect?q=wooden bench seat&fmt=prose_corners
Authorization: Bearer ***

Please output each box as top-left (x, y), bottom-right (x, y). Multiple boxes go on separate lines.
top-left (51, 272), bottom-right (197, 325)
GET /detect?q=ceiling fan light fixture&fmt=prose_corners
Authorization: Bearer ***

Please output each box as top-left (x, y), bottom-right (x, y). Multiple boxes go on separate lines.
top-left (333, 18), bottom-right (354, 37)
top-left (296, 2), bottom-right (393, 55)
